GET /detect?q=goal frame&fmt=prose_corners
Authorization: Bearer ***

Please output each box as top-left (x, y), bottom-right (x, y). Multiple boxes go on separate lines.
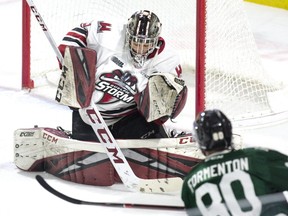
top-left (22, 0), bottom-right (34, 89)
top-left (195, 0), bottom-right (206, 116)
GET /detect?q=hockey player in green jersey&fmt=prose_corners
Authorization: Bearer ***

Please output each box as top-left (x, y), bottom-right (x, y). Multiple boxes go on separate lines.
top-left (181, 109), bottom-right (288, 216)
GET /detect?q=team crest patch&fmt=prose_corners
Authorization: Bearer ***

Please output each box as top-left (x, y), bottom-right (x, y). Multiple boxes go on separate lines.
top-left (96, 70), bottom-right (138, 103)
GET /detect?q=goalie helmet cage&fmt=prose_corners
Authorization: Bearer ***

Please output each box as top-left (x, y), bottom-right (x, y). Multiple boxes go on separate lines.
top-left (22, 0), bottom-right (288, 127)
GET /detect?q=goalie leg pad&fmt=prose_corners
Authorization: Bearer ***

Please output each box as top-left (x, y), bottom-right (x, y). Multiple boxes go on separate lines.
top-left (14, 127), bottom-right (206, 186)
top-left (114, 148), bottom-right (201, 182)
top-left (14, 127), bottom-right (115, 186)
top-left (44, 151), bottom-right (115, 186)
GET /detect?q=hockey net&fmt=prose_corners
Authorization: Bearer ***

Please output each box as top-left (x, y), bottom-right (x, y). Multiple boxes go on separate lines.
top-left (22, 0), bottom-right (288, 127)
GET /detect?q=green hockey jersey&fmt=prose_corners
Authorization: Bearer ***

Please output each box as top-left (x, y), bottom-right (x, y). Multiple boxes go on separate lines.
top-left (181, 147), bottom-right (288, 216)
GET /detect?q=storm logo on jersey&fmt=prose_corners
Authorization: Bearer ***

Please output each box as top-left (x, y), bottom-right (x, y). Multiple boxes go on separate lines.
top-left (96, 69), bottom-right (138, 104)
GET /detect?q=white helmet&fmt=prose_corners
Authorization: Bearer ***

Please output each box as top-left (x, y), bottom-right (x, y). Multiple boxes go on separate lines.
top-left (126, 10), bottom-right (162, 68)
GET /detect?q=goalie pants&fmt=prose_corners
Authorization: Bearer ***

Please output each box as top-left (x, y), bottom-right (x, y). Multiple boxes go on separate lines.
top-left (72, 110), bottom-right (168, 141)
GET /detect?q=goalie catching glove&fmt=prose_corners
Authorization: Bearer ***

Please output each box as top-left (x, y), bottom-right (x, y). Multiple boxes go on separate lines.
top-left (134, 72), bottom-right (188, 123)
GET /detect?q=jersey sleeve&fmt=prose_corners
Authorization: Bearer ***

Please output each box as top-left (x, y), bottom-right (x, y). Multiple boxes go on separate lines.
top-left (265, 149), bottom-right (288, 191)
top-left (249, 148), bottom-right (288, 192)
top-left (57, 23), bottom-right (89, 69)
top-left (181, 163), bottom-right (205, 210)
top-left (181, 177), bottom-right (196, 209)
top-left (58, 24), bottom-right (89, 57)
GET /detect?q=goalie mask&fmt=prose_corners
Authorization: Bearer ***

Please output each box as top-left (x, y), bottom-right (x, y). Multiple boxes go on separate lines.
top-left (193, 109), bottom-right (232, 152)
top-left (126, 10), bottom-right (162, 68)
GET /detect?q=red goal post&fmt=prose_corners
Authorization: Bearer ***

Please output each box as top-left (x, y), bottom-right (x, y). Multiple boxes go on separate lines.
top-left (22, 0), bottom-right (288, 127)
top-left (22, 0), bottom-right (33, 89)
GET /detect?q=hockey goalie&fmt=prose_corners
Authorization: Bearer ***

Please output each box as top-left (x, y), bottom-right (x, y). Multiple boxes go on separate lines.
top-left (15, 10), bottom-right (242, 189)
top-left (14, 43), bottom-right (201, 187)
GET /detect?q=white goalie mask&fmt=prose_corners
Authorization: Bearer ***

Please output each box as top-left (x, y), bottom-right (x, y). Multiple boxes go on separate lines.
top-left (126, 10), bottom-right (162, 68)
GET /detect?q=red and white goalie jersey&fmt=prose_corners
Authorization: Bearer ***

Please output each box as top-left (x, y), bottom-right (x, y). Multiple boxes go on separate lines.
top-left (58, 18), bottom-right (182, 126)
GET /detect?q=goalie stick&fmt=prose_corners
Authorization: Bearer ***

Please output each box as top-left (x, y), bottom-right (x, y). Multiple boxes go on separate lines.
top-left (80, 104), bottom-right (183, 193)
top-left (25, 0), bottom-right (183, 193)
top-left (25, 0), bottom-right (63, 63)
top-left (35, 175), bottom-right (185, 211)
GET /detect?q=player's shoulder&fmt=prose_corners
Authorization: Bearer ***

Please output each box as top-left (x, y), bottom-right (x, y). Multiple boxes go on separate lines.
top-left (238, 147), bottom-right (287, 160)
top-left (242, 146), bottom-right (281, 153)
top-left (84, 17), bottom-right (126, 50)
top-left (157, 38), bottom-right (180, 61)
top-left (84, 18), bottom-right (125, 37)
top-left (150, 38), bottom-right (181, 74)
top-left (84, 16), bottom-right (125, 29)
